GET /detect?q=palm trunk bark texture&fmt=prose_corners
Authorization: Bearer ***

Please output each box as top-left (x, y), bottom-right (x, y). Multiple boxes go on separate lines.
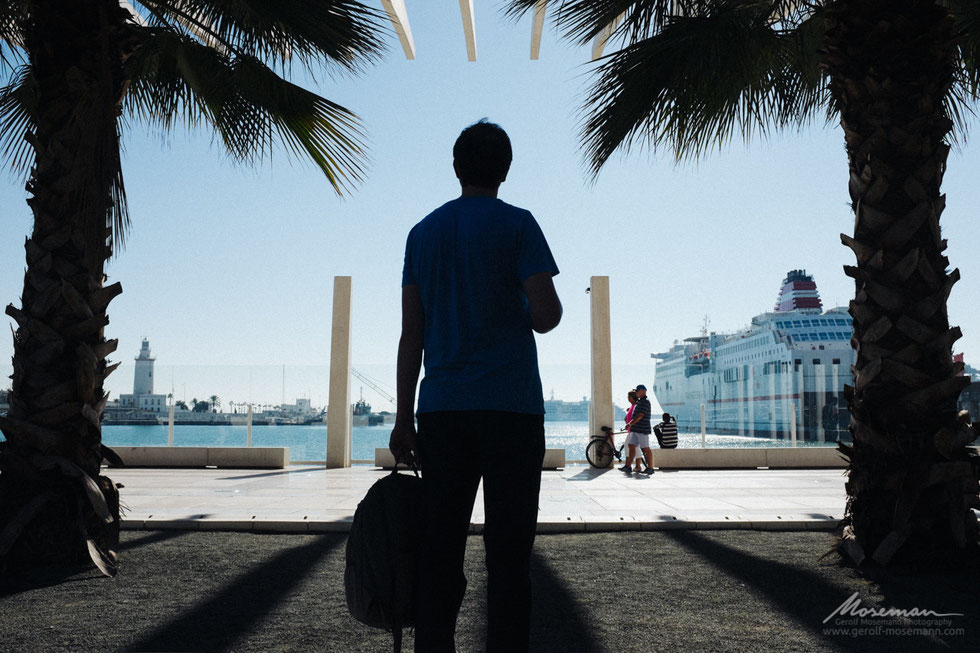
top-left (823, 0), bottom-right (980, 567)
top-left (0, 0), bottom-right (129, 575)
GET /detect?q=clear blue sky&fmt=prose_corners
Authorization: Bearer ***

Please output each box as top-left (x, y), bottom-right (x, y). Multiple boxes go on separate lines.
top-left (2, 3), bottom-right (979, 409)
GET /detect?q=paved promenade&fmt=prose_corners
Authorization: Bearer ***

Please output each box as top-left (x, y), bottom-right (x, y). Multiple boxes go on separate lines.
top-left (110, 464), bottom-right (848, 532)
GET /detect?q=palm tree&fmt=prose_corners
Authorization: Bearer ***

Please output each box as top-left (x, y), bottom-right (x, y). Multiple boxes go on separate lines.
top-left (0, 1), bottom-right (385, 575)
top-left (509, 0), bottom-right (980, 568)
top-left (209, 394), bottom-right (220, 413)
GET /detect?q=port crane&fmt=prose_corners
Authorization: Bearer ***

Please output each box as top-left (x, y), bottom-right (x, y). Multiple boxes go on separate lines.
top-left (351, 368), bottom-right (396, 409)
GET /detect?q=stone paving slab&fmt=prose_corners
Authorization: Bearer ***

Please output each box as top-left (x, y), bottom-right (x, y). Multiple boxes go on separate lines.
top-left (104, 464), bottom-right (852, 533)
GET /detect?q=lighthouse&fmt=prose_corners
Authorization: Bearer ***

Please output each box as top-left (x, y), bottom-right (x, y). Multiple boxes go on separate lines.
top-left (133, 338), bottom-right (155, 395)
top-left (118, 339), bottom-right (167, 413)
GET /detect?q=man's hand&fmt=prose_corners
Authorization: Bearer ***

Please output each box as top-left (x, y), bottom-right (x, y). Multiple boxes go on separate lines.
top-left (389, 420), bottom-right (418, 467)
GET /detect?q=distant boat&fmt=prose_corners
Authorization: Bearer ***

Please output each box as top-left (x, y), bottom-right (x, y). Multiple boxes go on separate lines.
top-left (352, 396), bottom-right (383, 426)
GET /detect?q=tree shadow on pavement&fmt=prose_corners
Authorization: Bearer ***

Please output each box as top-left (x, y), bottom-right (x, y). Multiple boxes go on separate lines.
top-left (124, 533), bottom-right (344, 652)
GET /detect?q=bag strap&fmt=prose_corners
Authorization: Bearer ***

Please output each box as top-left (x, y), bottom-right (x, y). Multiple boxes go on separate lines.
top-left (389, 461), bottom-right (420, 478)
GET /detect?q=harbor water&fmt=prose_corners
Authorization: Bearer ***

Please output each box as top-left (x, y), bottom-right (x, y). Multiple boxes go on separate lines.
top-left (100, 421), bottom-right (840, 464)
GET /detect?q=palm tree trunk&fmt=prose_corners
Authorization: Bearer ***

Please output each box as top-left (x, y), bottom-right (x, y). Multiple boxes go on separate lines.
top-left (823, 0), bottom-right (980, 567)
top-left (0, 0), bottom-right (130, 575)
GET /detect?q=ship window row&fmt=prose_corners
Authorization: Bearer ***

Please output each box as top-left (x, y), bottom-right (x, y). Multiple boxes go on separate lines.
top-left (795, 331), bottom-right (850, 342)
top-left (724, 357), bottom-right (845, 382)
top-left (763, 361), bottom-right (794, 375)
top-left (723, 337), bottom-right (771, 354)
top-left (778, 318), bottom-right (850, 328)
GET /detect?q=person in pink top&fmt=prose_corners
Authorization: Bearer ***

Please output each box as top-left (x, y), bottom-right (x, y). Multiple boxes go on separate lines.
top-left (624, 389), bottom-right (639, 470)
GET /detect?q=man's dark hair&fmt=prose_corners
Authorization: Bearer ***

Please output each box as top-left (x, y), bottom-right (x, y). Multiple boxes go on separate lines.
top-left (453, 119), bottom-right (512, 188)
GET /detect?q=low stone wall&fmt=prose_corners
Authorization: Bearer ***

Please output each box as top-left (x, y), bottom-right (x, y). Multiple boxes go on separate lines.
top-left (104, 446), bottom-right (289, 469)
top-left (651, 447), bottom-right (847, 469)
top-left (374, 447), bottom-right (567, 470)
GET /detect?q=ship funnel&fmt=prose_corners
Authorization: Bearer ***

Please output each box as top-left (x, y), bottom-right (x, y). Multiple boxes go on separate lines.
top-left (774, 269), bottom-right (822, 314)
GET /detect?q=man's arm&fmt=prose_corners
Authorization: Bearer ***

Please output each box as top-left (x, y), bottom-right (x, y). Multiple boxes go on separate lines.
top-left (389, 284), bottom-right (424, 465)
top-left (629, 412), bottom-right (646, 429)
top-left (522, 271), bottom-right (562, 334)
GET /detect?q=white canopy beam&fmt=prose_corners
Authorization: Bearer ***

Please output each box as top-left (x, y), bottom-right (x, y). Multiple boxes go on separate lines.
top-left (381, 0), bottom-right (416, 60)
top-left (530, 0), bottom-right (547, 60)
top-left (591, 12), bottom-right (624, 61)
top-left (459, 0), bottom-right (477, 62)
top-left (120, 1), bottom-right (148, 27)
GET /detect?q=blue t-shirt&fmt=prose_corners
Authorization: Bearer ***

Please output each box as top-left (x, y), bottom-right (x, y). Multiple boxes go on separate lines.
top-left (402, 196), bottom-right (559, 415)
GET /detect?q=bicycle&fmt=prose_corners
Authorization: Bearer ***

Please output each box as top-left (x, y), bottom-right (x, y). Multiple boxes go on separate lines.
top-left (585, 426), bottom-right (627, 468)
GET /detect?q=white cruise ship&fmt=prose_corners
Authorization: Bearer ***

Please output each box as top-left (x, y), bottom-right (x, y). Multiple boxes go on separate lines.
top-left (651, 270), bottom-right (854, 442)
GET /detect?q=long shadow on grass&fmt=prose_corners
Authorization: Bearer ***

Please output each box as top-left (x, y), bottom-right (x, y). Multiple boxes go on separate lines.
top-left (118, 529), bottom-right (188, 552)
top-left (662, 531), bottom-right (961, 653)
top-left (0, 565), bottom-right (103, 597)
top-left (529, 551), bottom-right (605, 652)
top-left (124, 533), bottom-right (344, 652)
top-left (0, 532), bottom-right (189, 597)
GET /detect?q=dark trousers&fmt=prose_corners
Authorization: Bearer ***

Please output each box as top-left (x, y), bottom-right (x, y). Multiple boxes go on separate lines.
top-left (414, 411), bottom-right (545, 653)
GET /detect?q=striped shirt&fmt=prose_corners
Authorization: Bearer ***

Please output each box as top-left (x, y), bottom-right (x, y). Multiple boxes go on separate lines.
top-left (631, 397), bottom-right (652, 434)
top-left (655, 420), bottom-right (678, 449)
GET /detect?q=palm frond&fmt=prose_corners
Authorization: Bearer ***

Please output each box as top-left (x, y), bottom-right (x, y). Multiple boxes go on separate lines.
top-left (946, 0), bottom-right (980, 98)
top-left (0, 63), bottom-right (34, 179)
top-left (124, 28), bottom-right (368, 194)
top-left (504, 0), bottom-right (813, 47)
top-left (775, 4), bottom-right (832, 127)
top-left (136, 0), bottom-right (387, 74)
top-left (0, 0), bottom-right (27, 71)
top-left (579, 0), bottom-right (824, 173)
top-left (505, 0), bottom-right (682, 46)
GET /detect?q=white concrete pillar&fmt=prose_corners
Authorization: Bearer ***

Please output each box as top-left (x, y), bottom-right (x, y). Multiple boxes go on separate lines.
top-left (167, 402), bottom-right (175, 447)
top-left (814, 362), bottom-right (826, 443)
top-left (791, 403), bottom-right (798, 447)
top-left (781, 364), bottom-right (792, 440)
top-left (747, 366), bottom-right (756, 437)
top-left (797, 364), bottom-right (806, 437)
top-left (768, 367), bottom-right (776, 440)
top-left (246, 403), bottom-right (253, 448)
top-left (589, 276), bottom-right (613, 441)
top-left (832, 362), bottom-right (840, 437)
top-left (700, 403), bottom-right (706, 448)
top-left (737, 367), bottom-right (745, 436)
top-left (327, 276), bottom-right (353, 468)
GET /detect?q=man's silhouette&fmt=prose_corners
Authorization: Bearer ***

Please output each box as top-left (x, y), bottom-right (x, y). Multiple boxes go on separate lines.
top-left (389, 120), bottom-right (562, 652)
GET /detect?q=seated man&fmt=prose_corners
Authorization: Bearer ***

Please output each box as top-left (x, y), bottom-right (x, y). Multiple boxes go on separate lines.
top-left (654, 412), bottom-right (679, 449)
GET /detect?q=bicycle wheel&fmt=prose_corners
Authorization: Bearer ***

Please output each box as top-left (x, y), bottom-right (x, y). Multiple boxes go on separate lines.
top-left (586, 439), bottom-right (614, 469)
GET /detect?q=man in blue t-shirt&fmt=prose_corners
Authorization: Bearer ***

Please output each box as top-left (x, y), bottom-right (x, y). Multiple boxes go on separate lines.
top-left (390, 120), bottom-right (562, 653)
